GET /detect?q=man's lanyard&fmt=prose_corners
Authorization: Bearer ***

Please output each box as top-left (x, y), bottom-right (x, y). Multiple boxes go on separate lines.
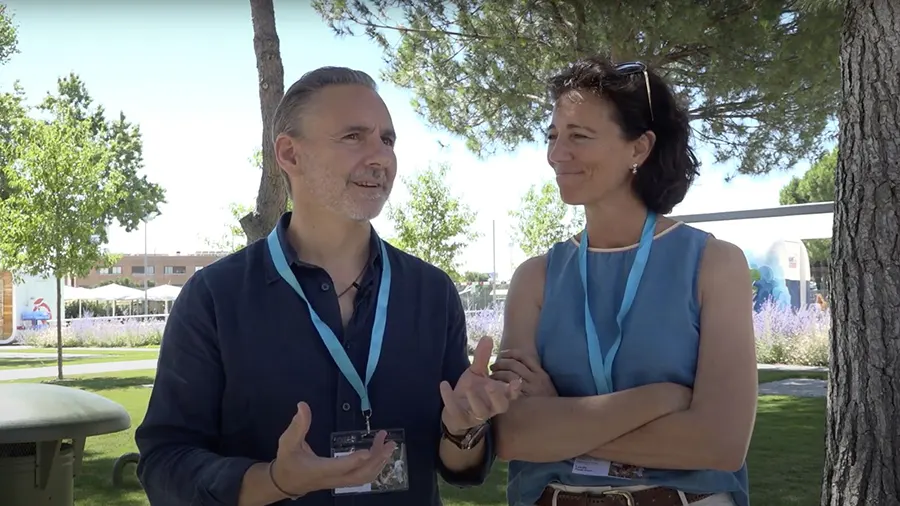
top-left (267, 228), bottom-right (391, 431)
top-left (578, 212), bottom-right (657, 395)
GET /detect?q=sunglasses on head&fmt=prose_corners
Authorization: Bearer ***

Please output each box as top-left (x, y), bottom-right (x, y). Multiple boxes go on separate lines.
top-left (614, 61), bottom-right (654, 122)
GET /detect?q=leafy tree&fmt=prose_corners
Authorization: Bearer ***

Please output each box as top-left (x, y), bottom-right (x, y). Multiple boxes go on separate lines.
top-left (241, 0), bottom-right (289, 243)
top-left (0, 72), bottom-right (164, 380)
top-left (205, 202), bottom-right (254, 252)
top-left (0, 116), bottom-right (122, 380)
top-left (824, 1), bottom-right (900, 504)
top-left (463, 271), bottom-right (490, 283)
top-left (1, 74), bottom-right (166, 227)
top-left (0, 4), bottom-right (17, 66)
top-left (315, 1), bottom-right (841, 176)
top-left (779, 146), bottom-right (835, 287)
top-left (510, 181), bottom-right (585, 257)
top-left (780, 147), bottom-right (836, 204)
top-left (387, 163), bottom-right (478, 281)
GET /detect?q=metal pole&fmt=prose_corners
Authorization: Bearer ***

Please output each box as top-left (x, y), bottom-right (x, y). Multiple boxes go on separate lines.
top-left (143, 220), bottom-right (148, 315)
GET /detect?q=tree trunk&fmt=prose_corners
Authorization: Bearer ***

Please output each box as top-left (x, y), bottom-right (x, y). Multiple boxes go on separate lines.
top-left (823, 1), bottom-right (900, 505)
top-left (241, 0), bottom-right (287, 243)
top-left (55, 275), bottom-right (63, 381)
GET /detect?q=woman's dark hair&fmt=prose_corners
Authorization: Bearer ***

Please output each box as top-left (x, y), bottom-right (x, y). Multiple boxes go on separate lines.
top-left (548, 56), bottom-right (699, 215)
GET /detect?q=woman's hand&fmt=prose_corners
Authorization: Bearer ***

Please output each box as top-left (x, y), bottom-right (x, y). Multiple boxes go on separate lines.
top-left (490, 348), bottom-right (558, 397)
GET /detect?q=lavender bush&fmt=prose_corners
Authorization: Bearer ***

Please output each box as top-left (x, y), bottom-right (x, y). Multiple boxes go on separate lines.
top-left (460, 301), bottom-right (829, 366)
top-left (753, 300), bottom-right (829, 366)
top-left (18, 313), bottom-right (165, 348)
top-left (465, 307), bottom-right (503, 353)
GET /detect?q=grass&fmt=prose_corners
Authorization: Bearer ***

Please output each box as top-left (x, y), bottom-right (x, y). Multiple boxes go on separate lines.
top-left (13, 369), bottom-right (825, 506)
top-left (0, 347), bottom-right (158, 371)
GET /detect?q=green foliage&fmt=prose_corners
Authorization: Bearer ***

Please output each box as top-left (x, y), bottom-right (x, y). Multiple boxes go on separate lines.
top-left (510, 181), bottom-right (585, 258)
top-left (779, 147), bottom-right (836, 266)
top-left (0, 116), bottom-right (119, 280)
top-left (779, 147), bottom-right (836, 205)
top-left (38, 75), bottom-right (166, 231)
top-left (315, 1), bottom-right (841, 175)
top-left (387, 163), bottom-right (478, 281)
top-left (0, 4), bottom-right (17, 66)
top-left (206, 202), bottom-right (254, 252)
top-left (463, 271), bottom-right (490, 282)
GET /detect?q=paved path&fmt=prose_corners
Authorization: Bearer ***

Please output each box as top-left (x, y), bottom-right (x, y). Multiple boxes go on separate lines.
top-left (0, 359), bottom-right (158, 381)
top-left (0, 355), bottom-right (827, 398)
top-left (758, 378), bottom-right (827, 398)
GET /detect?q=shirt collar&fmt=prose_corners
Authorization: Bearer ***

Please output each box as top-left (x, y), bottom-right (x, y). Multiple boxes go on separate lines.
top-left (273, 212), bottom-right (383, 269)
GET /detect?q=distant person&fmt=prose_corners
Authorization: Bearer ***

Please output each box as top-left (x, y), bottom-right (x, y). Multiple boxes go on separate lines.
top-left (135, 67), bottom-right (519, 506)
top-left (490, 57), bottom-right (757, 506)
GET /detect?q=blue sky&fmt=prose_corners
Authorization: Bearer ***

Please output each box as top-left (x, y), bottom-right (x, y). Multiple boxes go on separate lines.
top-left (1, 1), bottom-right (834, 279)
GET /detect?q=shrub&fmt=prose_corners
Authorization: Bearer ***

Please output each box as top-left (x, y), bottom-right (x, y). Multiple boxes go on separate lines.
top-left (754, 300), bottom-right (829, 367)
top-left (465, 307), bottom-right (503, 353)
top-left (18, 314), bottom-right (165, 348)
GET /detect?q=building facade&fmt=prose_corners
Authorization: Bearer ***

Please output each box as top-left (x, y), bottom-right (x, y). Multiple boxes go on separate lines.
top-left (75, 252), bottom-right (226, 288)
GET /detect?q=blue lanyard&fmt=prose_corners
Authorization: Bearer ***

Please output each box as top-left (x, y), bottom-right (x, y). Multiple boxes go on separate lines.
top-left (267, 228), bottom-right (391, 431)
top-left (578, 212), bottom-right (657, 395)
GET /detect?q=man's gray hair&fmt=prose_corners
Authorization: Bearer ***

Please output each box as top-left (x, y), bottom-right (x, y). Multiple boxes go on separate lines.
top-left (271, 67), bottom-right (377, 193)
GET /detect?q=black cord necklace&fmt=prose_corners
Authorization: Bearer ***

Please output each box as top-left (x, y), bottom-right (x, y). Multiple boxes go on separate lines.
top-left (336, 266), bottom-right (366, 299)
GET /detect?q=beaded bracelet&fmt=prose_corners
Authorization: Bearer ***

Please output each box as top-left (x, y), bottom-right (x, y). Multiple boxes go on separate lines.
top-left (267, 459), bottom-right (303, 501)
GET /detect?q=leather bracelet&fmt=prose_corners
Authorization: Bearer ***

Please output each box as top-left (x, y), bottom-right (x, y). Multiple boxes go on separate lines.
top-left (267, 458), bottom-right (303, 501)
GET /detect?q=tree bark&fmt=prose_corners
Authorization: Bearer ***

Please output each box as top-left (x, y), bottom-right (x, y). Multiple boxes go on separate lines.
top-left (241, 0), bottom-right (287, 243)
top-left (823, 1), bottom-right (900, 505)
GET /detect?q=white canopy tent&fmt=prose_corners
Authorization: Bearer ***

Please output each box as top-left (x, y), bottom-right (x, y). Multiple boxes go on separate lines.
top-left (127, 284), bottom-right (182, 314)
top-left (63, 285), bottom-right (96, 317)
top-left (64, 286), bottom-right (96, 300)
top-left (84, 283), bottom-right (145, 316)
top-left (139, 284), bottom-right (181, 301)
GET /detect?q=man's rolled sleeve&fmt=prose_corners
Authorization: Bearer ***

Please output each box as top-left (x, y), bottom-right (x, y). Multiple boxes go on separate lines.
top-left (135, 272), bottom-right (258, 505)
top-left (436, 276), bottom-right (497, 487)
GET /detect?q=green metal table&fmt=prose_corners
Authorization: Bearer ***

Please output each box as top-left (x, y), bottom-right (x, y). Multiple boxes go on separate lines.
top-left (0, 382), bottom-right (131, 505)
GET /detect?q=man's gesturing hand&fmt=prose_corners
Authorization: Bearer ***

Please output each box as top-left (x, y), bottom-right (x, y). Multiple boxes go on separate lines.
top-left (440, 336), bottom-right (522, 435)
top-left (270, 402), bottom-right (395, 498)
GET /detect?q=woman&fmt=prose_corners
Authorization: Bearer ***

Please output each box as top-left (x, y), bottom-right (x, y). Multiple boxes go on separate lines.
top-left (491, 56), bottom-right (757, 506)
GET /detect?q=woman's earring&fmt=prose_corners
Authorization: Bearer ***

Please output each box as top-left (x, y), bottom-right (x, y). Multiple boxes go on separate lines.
top-left (631, 163), bottom-right (638, 175)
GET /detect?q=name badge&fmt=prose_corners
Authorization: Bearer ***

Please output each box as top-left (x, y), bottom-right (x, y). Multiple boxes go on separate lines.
top-left (331, 428), bottom-right (409, 495)
top-left (572, 456), bottom-right (645, 479)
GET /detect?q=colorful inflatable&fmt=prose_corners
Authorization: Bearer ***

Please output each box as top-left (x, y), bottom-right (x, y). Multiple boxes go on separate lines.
top-left (744, 239), bottom-right (812, 312)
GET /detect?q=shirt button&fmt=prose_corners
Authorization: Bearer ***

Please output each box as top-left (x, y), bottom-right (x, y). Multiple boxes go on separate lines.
top-left (320, 282), bottom-right (331, 291)
top-left (342, 402), bottom-right (351, 412)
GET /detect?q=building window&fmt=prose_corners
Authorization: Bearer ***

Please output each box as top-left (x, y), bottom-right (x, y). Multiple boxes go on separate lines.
top-left (97, 266), bottom-right (122, 275)
top-left (132, 266), bottom-right (155, 275)
top-left (165, 266), bottom-right (187, 275)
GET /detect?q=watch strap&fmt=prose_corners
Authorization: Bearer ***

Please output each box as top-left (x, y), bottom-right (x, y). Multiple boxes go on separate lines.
top-left (441, 420), bottom-right (489, 450)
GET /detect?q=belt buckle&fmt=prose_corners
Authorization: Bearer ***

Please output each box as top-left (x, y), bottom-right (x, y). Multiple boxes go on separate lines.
top-left (599, 490), bottom-right (635, 506)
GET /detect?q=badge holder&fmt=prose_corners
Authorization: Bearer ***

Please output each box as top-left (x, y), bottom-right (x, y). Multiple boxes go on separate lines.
top-left (331, 428), bottom-right (409, 495)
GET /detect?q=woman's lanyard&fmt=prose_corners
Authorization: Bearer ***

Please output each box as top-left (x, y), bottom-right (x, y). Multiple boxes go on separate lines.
top-left (266, 229), bottom-right (391, 432)
top-left (578, 212), bottom-right (657, 395)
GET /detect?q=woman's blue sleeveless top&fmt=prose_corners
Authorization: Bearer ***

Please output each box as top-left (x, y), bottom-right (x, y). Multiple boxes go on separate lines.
top-left (505, 223), bottom-right (749, 506)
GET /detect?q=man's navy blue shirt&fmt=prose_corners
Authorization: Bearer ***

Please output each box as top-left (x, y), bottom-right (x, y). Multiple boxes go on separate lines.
top-left (135, 213), bottom-right (494, 505)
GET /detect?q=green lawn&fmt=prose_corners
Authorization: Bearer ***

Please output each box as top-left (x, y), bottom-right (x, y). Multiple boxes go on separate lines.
top-left (19, 368), bottom-right (825, 506)
top-left (0, 347), bottom-right (158, 370)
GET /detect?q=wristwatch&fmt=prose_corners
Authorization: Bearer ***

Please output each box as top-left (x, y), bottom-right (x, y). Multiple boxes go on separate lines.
top-left (441, 420), bottom-right (490, 450)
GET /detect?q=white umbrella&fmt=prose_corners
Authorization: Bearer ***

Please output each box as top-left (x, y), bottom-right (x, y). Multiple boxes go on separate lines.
top-left (89, 283), bottom-right (147, 317)
top-left (89, 283), bottom-right (145, 301)
top-left (140, 284), bottom-right (182, 302)
top-left (63, 286), bottom-right (95, 318)
top-left (64, 286), bottom-right (95, 300)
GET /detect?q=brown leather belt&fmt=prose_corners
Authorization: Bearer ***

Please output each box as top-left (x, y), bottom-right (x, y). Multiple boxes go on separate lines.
top-left (535, 486), bottom-right (713, 506)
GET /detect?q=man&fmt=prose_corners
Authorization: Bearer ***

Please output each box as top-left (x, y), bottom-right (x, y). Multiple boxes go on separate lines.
top-left (135, 66), bottom-right (520, 506)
